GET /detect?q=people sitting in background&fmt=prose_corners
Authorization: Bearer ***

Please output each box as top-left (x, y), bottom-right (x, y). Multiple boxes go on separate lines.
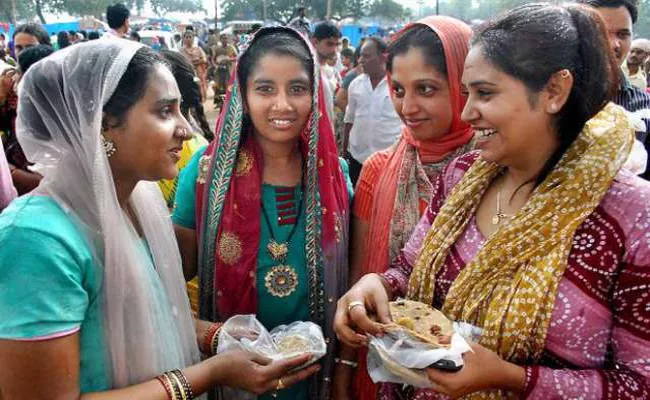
top-left (12, 23), bottom-right (51, 57)
top-left (623, 38), bottom-right (650, 89)
top-left (88, 31), bottom-right (100, 40)
top-left (105, 3), bottom-right (130, 39)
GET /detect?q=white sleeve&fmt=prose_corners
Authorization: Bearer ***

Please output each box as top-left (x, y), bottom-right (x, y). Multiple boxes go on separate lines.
top-left (344, 82), bottom-right (357, 124)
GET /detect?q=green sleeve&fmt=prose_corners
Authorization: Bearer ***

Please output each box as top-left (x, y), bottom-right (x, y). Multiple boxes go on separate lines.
top-left (339, 157), bottom-right (354, 202)
top-left (0, 224), bottom-right (90, 339)
top-left (172, 146), bottom-right (207, 229)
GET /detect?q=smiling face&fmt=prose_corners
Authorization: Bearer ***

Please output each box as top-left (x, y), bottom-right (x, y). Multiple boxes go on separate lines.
top-left (105, 64), bottom-right (191, 182)
top-left (593, 5), bottom-right (632, 66)
top-left (245, 53), bottom-right (313, 147)
top-left (461, 46), bottom-right (558, 169)
top-left (390, 47), bottom-right (453, 141)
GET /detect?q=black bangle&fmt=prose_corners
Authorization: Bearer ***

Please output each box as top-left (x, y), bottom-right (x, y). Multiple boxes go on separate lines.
top-left (170, 369), bottom-right (195, 400)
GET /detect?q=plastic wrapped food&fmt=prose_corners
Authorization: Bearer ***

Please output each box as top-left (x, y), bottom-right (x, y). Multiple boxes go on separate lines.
top-left (367, 300), bottom-right (478, 388)
top-left (216, 315), bottom-right (327, 399)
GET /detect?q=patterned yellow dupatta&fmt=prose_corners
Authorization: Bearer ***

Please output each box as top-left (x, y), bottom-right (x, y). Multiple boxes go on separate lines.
top-left (407, 103), bottom-right (634, 398)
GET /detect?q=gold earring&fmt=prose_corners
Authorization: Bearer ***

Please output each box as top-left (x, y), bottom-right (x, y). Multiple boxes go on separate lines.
top-left (101, 135), bottom-right (117, 158)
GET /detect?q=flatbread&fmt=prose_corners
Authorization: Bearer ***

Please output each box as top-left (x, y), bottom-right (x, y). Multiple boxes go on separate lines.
top-left (275, 334), bottom-right (311, 356)
top-left (383, 299), bottom-right (453, 348)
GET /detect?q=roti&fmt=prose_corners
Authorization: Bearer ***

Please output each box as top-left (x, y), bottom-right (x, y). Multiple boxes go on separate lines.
top-left (383, 299), bottom-right (453, 348)
top-left (275, 334), bottom-right (311, 356)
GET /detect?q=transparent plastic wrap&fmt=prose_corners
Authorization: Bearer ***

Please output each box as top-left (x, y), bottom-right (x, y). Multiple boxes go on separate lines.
top-left (216, 315), bottom-right (326, 399)
top-left (368, 319), bottom-right (481, 388)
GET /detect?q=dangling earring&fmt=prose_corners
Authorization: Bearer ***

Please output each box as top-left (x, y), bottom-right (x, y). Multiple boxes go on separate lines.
top-left (101, 135), bottom-right (117, 158)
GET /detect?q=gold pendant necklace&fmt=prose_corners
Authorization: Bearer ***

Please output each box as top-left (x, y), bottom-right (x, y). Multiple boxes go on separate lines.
top-left (492, 181), bottom-right (512, 225)
top-left (261, 186), bottom-right (303, 298)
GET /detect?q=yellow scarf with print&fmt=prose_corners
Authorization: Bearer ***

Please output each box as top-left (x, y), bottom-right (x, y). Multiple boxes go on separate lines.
top-left (407, 103), bottom-right (634, 397)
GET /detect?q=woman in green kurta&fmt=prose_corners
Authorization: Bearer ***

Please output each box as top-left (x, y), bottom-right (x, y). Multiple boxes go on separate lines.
top-left (173, 27), bottom-right (353, 400)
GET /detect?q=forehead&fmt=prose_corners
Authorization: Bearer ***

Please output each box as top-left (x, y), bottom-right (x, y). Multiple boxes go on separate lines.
top-left (14, 32), bottom-right (40, 45)
top-left (462, 46), bottom-right (502, 83)
top-left (391, 48), bottom-right (446, 82)
top-left (249, 53), bottom-right (310, 82)
top-left (142, 64), bottom-right (180, 100)
top-left (594, 6), bottom-right (632, 30)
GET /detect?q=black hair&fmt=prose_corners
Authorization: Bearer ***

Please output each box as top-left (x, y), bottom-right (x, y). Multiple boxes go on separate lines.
top-left (238, 30), bottom-right (314, 96)
top-left (18, 44), bottom-right (54, 74)
top-left (578, 0), bottom-right (638, 23)
top-left (13, 23), bottom-right (51, 45)
top-left (0, 33), bottom-right (5, 39)
top-left (79, 30), bottom-right (88, 39)
top-left (341, 47), bottom-right (355, 59)
top-left (68, 30), bottom-right (76, 37)
top-left (130, 31), bottom-right (141, 42)
top-left (88, 31), bottom-right (100, 40)
top-left (250, 23), bottom-right (262, 34)
top-left (473, 3), bottom-right (616, 186)
top-left (313, 21), bottom-right (341, 41)
top-left (161, 50), bottom-right (213, 140)
top-left (103, 47), bottom-right (166, 129)
top-left (106, 3), bottom-right (130, 30)
top-left (352, 45), bottom-right (362, 67)
top-left (57, 31), bottom-right (70, 49)
top-left (387, 24), bottom-right (447, 77)
top-left (237, 29), bottom-right (313, 138)
top-left (364, 36), bottom-right (388, 56)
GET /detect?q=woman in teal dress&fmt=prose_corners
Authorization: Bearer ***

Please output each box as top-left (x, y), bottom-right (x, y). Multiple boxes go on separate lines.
top-left (173, 27), bottom-right (353, 400)
top-left (0, 39), bottom-right (319, 399)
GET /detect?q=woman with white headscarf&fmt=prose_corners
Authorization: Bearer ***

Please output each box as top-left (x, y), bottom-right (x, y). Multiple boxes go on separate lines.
top-left (0, 39), bottom-right (318, 398)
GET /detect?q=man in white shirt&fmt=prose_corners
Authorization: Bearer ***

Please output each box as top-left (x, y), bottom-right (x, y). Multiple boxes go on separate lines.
top-left (623, 38), bottom-right (650, 89)
top-left (343, 37), bottom-right (401, 184)
top-left (311, 21), bottom-right (342, 122)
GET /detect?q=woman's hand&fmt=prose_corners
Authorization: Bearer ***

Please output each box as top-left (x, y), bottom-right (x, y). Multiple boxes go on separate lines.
top-left (213, 350), bottom-right (320, 395)
top-left (426, 344), bottom-right (525, 399)
top-left (333, 273), bottom-right (393, 348)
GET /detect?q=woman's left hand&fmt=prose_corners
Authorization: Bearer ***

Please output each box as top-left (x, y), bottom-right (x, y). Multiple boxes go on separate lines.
top-left (426, 343), bottom-right (525, 399)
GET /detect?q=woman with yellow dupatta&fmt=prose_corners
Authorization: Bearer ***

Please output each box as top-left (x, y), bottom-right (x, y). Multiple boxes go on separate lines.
top-left (335, 4), bottom-right (650, 399)
top-left (173, 27), bottom-right (352, 400)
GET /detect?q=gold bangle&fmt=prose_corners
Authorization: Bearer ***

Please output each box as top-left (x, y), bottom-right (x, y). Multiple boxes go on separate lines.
top-left (347, 301), bottom-right (365, 313)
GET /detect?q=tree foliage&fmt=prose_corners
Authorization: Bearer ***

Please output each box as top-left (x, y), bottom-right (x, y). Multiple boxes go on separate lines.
top-left (222, 0), bottom-right (408, 24)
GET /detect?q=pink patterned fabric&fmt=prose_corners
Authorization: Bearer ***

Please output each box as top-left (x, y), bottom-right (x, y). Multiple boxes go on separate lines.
top-left (381, 152), bottom-right (650, 400)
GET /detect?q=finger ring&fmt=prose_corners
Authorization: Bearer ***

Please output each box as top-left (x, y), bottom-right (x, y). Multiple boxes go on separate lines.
top-left (347, 301), bottom-right (365, 313)
top-left (276, 378), bottom-right (285, 390)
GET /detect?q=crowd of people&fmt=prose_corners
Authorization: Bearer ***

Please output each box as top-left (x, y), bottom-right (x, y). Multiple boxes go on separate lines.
top-left (0, 0), bottom-right (649, 400)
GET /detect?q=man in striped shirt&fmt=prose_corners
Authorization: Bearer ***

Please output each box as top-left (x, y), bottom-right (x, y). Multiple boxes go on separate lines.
top-left (581, 0), bottom-right (650, 178)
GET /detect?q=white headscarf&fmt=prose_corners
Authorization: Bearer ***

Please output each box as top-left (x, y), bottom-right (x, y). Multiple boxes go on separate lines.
top-left (16, 39), bottom-right (200, 388)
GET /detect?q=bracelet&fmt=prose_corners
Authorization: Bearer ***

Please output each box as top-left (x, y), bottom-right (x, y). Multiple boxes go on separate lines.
top-left (210, 323), bottom-right (224, 355)
top-left (166, 371), bottom-right (186, 400)
top-left (170, 369), bottom-right (195, 400)
top-left (202, 322), bottom-right (221, 355)
top-left (156, 373), bottom-right (176, 400)
top-left (335, 357), bottom-right (358, 368)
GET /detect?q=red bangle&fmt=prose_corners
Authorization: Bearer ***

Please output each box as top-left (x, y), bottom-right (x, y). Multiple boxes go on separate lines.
top-left (202, 322), bottom-right (222, 355)
top-left (156, 374), bottom-right (174, 400)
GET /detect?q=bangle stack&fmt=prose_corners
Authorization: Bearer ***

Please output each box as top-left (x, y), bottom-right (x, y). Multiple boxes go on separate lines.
top-left (156, 369), bottom-right (194, 400)
top-left (202, 322), bottom-right (223, 356)
top-left (335, 357), bottom-right (358, 368)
